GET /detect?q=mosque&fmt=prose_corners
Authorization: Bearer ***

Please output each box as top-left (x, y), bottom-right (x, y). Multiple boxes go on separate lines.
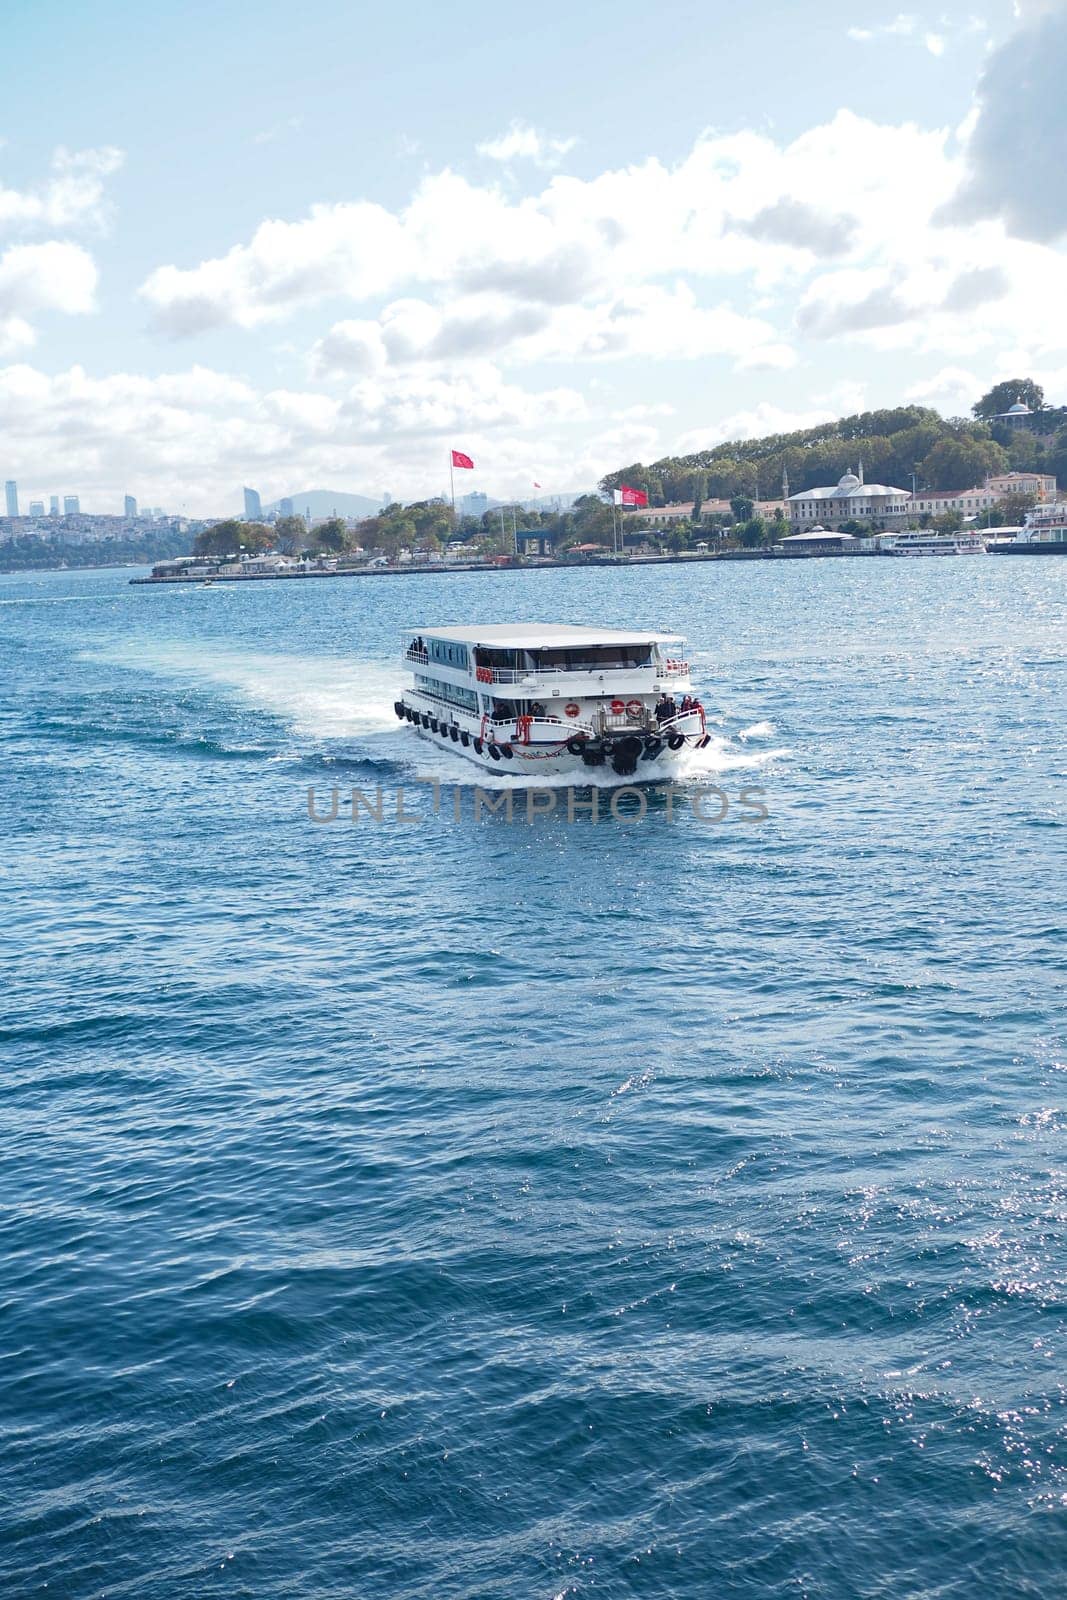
top-left (786, 465), bottom-right (912, 531)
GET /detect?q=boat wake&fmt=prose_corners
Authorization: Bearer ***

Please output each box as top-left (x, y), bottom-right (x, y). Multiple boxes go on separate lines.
top-left (93, 643), bottom-right (789, 789)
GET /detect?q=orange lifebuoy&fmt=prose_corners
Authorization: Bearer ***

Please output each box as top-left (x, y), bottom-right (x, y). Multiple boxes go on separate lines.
top-left (626, 698), bottom-right (643, 717)
top-left (564, 702), bottom-right (580, 718)
top-left (610, 698), bottom-right (625, 714)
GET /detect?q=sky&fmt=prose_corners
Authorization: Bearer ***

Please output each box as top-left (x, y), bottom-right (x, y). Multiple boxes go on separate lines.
top-left (2, 0), bottom-right (1067, 514)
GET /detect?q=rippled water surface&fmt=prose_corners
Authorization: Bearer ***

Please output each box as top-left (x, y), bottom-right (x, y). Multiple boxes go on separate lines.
top-left (1, 559), bottom-right (1064, 1598)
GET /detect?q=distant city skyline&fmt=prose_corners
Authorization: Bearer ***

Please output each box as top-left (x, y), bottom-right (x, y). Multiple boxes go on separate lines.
top-left (2, 2), bottom-right (1067, 512)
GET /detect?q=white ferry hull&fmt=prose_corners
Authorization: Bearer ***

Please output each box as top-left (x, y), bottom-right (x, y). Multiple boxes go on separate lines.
top-left (395, 699), bottom-right (709, 780)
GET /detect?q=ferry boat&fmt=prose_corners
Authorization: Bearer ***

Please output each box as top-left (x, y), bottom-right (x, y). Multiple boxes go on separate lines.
top-left (885, 531), bottom-right (986, 556)
top-left (990, 504), bottom-right (1067, 555)
top-left (393, 625), bottom-right (710, 778)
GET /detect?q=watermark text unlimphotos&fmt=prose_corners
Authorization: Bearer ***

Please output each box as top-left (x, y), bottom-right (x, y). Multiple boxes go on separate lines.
top-left (306, 778), bottom-right (769, 825)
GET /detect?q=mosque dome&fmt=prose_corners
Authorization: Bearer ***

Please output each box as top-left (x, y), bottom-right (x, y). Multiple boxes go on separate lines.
top-left (837, 470), bottom-right (860, 490)
top-left (1007, 400), bottom-right (1031, 414)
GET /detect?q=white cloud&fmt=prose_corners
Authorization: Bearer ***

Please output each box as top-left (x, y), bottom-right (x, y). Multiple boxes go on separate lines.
top-left (0, 316), bottom-right (35, 355)
top-left (313, 282), bottom-right (794, 375)
top-left (942, 4), bottom-right (1067, 241)
top-left (0, 146), bottom-right (123, 232)
top-left (0, 359), bottom-right (593, 513)
top-left (476, 122), bottom-right (577, 166)
top-left (0, 241), bottom-right (98, 316)
top-left (848, 12), bottom-right (985, 52)
top-left (904, 364), bottom-right (982, 409)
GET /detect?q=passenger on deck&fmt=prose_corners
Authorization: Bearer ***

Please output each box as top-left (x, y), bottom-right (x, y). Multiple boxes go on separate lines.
top-left (530, 701), bottom-right (546, 718)
top-left (655, 694), bottom-right (677, 722)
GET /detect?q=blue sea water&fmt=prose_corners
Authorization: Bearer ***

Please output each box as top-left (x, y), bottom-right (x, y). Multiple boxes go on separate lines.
top-left (0, 558), bottom-right (1064, 1599)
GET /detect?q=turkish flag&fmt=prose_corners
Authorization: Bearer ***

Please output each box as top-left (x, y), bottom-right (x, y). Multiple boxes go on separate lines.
top-left (619, 484), bottom-right (649, 508)
top-left (451, 449), bottom-right (474, 469)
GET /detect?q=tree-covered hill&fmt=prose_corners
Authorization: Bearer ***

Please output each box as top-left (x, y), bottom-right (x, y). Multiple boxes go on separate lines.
top-left (601, 390), bottom-right (1067, 506)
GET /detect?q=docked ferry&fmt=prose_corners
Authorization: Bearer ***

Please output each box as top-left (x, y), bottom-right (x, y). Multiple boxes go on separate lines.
top-left (885, 531), bottom-right (986, 556)
top-left (393, 625), bottom-right (710, 778)
top-left (990, 504), bottom-right (1067, 555)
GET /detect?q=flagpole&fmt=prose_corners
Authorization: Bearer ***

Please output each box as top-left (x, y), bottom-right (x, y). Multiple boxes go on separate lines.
top-left (449, 451), bottom-right (455, 521)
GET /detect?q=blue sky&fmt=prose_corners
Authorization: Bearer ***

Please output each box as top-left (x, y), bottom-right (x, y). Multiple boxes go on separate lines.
top-left (2, 0), bottom-right (1065, 512)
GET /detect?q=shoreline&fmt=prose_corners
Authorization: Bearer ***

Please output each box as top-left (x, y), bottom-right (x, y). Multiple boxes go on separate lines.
top-left (128, 548), bottom-right (892, 585)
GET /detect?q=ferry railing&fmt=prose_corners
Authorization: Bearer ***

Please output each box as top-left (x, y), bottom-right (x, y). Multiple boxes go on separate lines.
top-left (405, 647), bottom-right (429, 664)
top-left (477, 661), bottom-right (660, 684)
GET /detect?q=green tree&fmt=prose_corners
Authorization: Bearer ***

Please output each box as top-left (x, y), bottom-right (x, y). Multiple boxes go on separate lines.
top-left (1045, 427), bottom-right (1067, 488)
top-left (972, 378), bottom-right (1044, 421)
top-left (730, 494), bottom-right (755, 523)
top-left (991, 493), bottom-right (1036, 526)
top-left (690, 471), bottom-right (706, 524)
top-left (193, 520), bottom-right (244, 556)
top-left (274, 514), bottom-right (307, 555)
top-left (920, 436), bottom-right (1007, 492)
top-left (240, 522), bottom-right (274, 552)
top-left (738, 517), bottom-right (765, 548)
top-left (313, 517), bottom-right (347, 552)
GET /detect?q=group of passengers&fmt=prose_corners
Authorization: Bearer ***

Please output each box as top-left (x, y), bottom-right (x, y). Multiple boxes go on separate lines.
top-left (655, 692), bottom-right (701, 723)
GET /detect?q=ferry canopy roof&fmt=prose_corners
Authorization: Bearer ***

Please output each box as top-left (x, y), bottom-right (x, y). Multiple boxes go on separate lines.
top-left (408, 624), bottom-right (684, 648)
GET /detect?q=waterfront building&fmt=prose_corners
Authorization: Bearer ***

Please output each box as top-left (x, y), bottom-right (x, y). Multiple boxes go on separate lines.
top-left (984, 470), bottom-right (1056, 501)
top-left (788, 468), bottom-right (910, 530)
top-left (779, 527), bottom-right (859, 553)
top-left (63, 496), bottom-right (80, 516)
top-left (49, 496), bottom-right (59, 516)
top-left (5, 481), bottom-right (18, 518)
top-left (243, 486), bottom-right (262, 519)
top-left (28, 501), bottom-right (45, 518)
top-left (909, 486), bottom-right (997, 520)
top-left (124, 495), bottom-right (137, 518)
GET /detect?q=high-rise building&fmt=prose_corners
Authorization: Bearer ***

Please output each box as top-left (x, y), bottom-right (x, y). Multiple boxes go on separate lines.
top-left (279, 497), bottom-right (294, 517)
top-left (124, 495), bottom-right (137, 518)
top-left (5, 481), bottom-right (18, 517)
top-left (243, 487), bottom-right (262, 519)
top-left (63, 495), bottom-right (80, 516)
top-left (28, 500), bottom-right (45, 517)
top-left (460, 491), bottom-right (489, 519)
top-left (49, 496), bottom-right (59, 516)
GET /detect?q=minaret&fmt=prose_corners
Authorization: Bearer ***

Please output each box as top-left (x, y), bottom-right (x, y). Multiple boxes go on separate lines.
top-left (782, 464), bottom-right (790, 500)
top-left (858, 460), bottom-right (864, 485)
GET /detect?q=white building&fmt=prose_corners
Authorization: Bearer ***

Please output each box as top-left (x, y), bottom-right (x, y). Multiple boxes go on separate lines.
top-left (788, 468), bottom-right (910, 530)
top-left (908, 487), bottom-right (997, 520)
top-left (985, 470), bottom-right (1056, 501)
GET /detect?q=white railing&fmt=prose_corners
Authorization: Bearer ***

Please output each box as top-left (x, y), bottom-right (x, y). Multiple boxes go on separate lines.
top-left (405, 647), bottom-right (429, 665)
top-left (658, 658), bottom-right (689, 676)
top-left (478, 661), bottom-right (657, 684)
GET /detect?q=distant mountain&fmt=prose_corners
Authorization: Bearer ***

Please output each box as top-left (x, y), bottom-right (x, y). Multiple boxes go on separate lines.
top-left (266, 489), bottom-right (382, 519)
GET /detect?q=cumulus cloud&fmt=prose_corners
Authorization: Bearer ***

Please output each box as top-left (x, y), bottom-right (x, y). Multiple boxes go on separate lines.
top-left (797, 261), bottom-right (1013, 341)
top-left (0, 241), bottom-right (98, 316)
top-left (0, 145), bottom-right (123, 232)
top-left (139, 108), bottom-right (964, 387)
top-left (731, 198), bottom-right (856, 257)
top-left (942, 4), bottom-right (1067, 241)
top-left (476, 122), bottom-right (577, 166)
top-left (0, 359), bottom-right (596, 513)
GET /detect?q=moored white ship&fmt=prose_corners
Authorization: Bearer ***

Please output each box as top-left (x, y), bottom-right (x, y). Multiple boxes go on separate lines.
top-left (990, 503), bottom-right (1067, 554)
top-left (885, 531), bottom-right (987, 556)
top-left (394, 625), bottom-right (710, 778)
